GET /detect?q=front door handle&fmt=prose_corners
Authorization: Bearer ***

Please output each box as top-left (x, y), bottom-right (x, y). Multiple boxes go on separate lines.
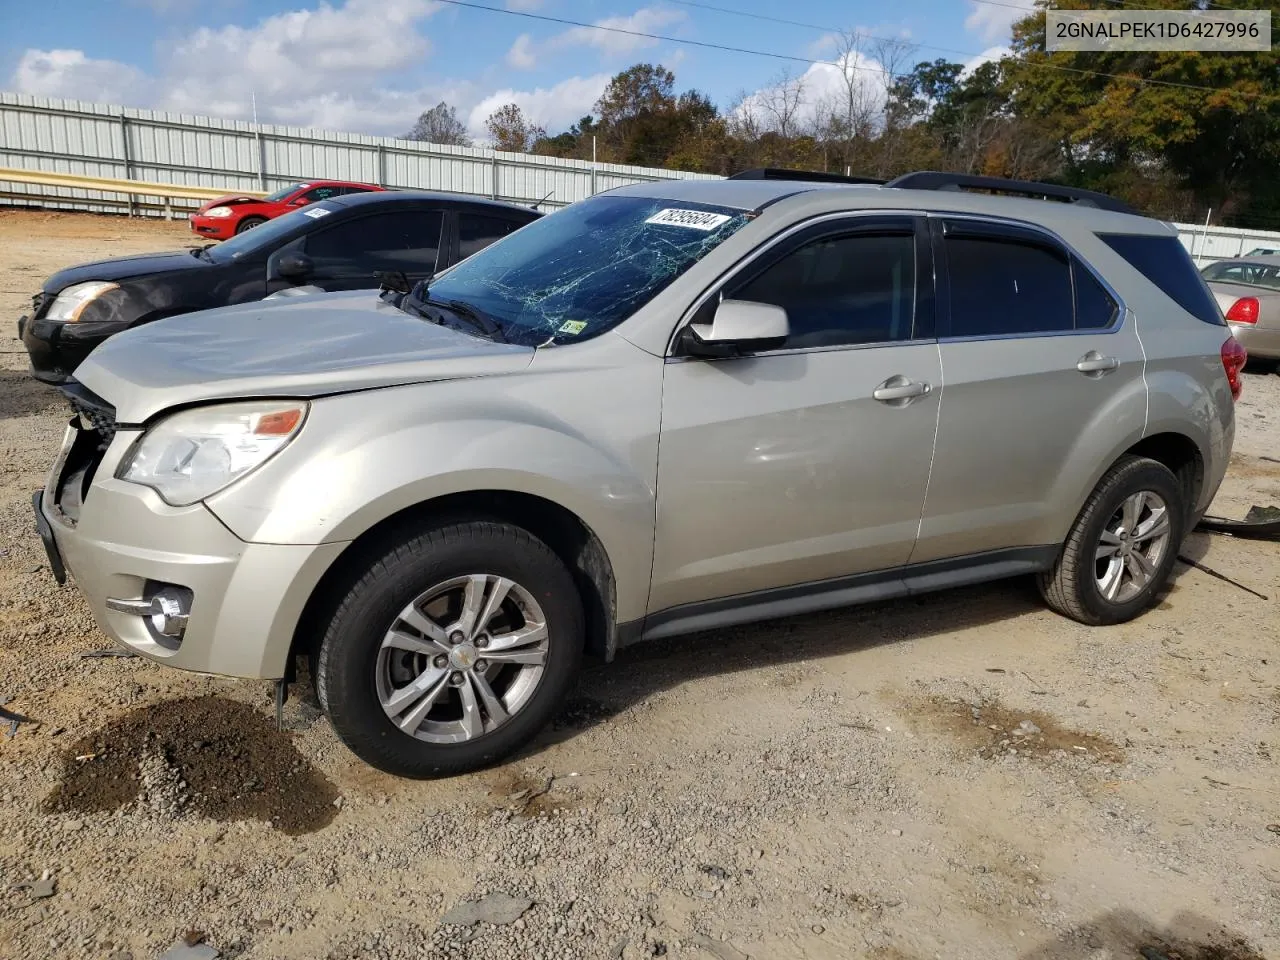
top-left (873, 375), bottom-right (931, 404)
top-left (1077, 351), bottom-right (1119, 375)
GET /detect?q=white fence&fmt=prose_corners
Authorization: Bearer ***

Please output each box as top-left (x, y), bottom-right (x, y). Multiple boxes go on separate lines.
top-left (1, 91), bottom-right (1278, 264)
top-left (0, 92), bottom-right (717, 215)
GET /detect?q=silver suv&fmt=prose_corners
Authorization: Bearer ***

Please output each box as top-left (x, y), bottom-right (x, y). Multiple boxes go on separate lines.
top-left (35, 171), bottom-right (1243, 777)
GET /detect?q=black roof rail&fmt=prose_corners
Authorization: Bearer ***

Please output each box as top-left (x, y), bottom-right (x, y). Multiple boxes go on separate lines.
top-left (728, 167), bottom-right (886, 186)
top-left (885, 171), bottom-right (1137, 216)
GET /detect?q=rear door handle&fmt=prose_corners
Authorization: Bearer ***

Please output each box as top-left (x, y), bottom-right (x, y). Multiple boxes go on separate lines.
top-left (1077, 351), bottom-right (1119, 375)
top-left (873, 376), bottom-right (931, 403)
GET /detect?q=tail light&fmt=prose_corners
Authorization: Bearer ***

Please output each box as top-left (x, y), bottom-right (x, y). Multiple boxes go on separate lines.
top-left (1225, 297), bottom-right (1259, 324)
top-left (1221, 336), bottom-right (1248, 401)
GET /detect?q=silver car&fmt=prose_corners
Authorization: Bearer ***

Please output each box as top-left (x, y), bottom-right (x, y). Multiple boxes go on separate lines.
top-left (35, 171), bottom-right (1241, 777)
top-left (1201, 255), bottom-right (1280, 362)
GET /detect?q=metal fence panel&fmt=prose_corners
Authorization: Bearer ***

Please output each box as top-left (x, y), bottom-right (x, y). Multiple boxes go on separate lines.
top-left (0, 92), bottom-right (717, 216)
top-left (4, 92), bottom-right (1280, 261)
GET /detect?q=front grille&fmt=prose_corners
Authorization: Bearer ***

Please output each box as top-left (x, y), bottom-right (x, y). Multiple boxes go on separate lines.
top-left (30, 291), bottom-right (51, 317)
top-left (60, 381), bottom-right (118, 451)
top-left (68, 397), bottom-right (117, 448)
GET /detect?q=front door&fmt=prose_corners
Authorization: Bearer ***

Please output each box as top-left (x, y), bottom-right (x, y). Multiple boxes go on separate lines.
top-left (650, 215), bottom-right (943, 614)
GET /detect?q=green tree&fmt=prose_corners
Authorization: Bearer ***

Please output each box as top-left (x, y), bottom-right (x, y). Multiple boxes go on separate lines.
top-left (1004, 0), bottom-right (1280, 223)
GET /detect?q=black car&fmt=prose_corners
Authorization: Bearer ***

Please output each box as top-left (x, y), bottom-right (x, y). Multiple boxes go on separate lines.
top-left (18, 190), bottom-right (541, 384)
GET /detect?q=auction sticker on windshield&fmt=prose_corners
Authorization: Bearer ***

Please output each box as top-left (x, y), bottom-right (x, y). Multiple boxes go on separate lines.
top-left (303, 208), bottom-right (332, 219)
top-left (645, 208), bottom-right (733, 231)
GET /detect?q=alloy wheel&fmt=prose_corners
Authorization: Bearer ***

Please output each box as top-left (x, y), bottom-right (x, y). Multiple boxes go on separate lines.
top-left (1094, 490), bottom-right (1173, 604)
top-left (375, 574), bottom-right (549, 743)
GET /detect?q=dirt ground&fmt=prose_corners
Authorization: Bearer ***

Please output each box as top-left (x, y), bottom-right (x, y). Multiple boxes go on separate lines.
top-left (0, 209), bottom-right (1278, 960)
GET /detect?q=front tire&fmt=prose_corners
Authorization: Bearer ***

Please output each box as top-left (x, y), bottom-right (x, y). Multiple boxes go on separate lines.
top-left (235, 216), bottom-right (267, 235)
top-left (1038, 455), bottom-right (1185, 626)
top-left (314, 520), bottom-right (584, 778)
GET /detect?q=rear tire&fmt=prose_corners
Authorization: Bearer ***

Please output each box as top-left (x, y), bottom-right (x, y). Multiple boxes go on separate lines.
top-left (235, 216), bottom-right (267, 235)
top-left (1038, 456), bottom-right (1185, 626)
top-left (314, 520), bottom-right (584, 778)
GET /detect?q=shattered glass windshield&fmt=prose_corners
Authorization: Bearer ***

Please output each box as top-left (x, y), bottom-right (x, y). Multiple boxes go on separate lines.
top-left (420, 195), bottom-right (753, 345)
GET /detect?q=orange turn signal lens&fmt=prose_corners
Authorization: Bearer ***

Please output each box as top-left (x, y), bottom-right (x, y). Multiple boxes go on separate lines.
top-left (253, 408), bottom-right (304, 436)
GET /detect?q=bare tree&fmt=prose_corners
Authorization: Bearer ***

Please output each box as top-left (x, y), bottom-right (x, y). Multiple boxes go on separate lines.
top-left (867, 37), bottom-right (918, 176)
top-left (757, 67), bottom-right (808, 140)
top-left (815, 30), bottom-right (882, 174)
top-left (403, 102), bottom-right (472, 146)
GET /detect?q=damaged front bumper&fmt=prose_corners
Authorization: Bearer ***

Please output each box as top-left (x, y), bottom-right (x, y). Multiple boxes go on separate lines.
top-left (36, 411), bottom-right (345, 679)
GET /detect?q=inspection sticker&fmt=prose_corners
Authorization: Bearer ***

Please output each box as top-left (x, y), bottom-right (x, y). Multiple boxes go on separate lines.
top-left (558, 319), bottom-right (588, 335)
top-left (303, 207), bottom-right (332, 219)
top-left (645, 208), bottom-right (732, 231)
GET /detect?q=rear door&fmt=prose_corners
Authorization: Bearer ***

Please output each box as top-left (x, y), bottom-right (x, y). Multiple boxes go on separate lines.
top-left (910, 216), bottom-right (1146, 564)
top-left (295, 208), bottom-right (445, 291)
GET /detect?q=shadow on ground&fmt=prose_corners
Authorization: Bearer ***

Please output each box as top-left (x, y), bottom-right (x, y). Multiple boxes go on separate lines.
top-left (1021, 909), bottom-right (1267, 959)
top-left (0, 367), bottom-right (62, 419)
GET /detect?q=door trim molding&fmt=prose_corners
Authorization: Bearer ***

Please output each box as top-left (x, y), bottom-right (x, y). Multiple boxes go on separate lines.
top-left (630, 545), bottom-right (1057, 645)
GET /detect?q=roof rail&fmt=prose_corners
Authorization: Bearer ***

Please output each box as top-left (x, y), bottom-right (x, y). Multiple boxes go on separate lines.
top-left (728, 167), bottom-right (886, 186)
top-left (885, 171), bottom-right (1137, 216)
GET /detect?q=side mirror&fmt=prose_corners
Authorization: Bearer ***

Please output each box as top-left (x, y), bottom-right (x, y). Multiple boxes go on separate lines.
top-left (277, 252), bottom-right (314, 281)
top-left (678, 299), bottom-right (789, 359)
top-left (290, 196), bottom-right (311, 206)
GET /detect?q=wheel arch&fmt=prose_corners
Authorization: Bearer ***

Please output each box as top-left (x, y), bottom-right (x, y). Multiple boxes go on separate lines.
top-left (288, 489), bottom-right (620, 682)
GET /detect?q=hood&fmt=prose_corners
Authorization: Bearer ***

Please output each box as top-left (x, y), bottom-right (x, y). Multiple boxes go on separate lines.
top-left (44, 250), bottom-right (209, 292)
top-left (197, 194), bottom-right (266, 213)
top-left (73, 290), bottom-right (535, 423)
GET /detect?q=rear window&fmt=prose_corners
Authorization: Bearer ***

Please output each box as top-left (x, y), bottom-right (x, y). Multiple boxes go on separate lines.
top-left (1097, 233), bottom-right (1225, 326)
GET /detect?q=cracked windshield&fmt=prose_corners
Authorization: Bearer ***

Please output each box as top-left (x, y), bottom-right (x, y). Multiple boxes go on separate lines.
top-left (419, 195), bottom-right (752, 345)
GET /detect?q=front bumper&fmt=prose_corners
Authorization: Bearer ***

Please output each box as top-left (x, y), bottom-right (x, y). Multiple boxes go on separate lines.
top-left (20, 316), bottom-right (127, 384)
top-left (189, 215), bottom-right (233, 240)
top-left (38, 419), bottom-right (346, 679)
top-left (1229, 322), bottom-right (1280, 361)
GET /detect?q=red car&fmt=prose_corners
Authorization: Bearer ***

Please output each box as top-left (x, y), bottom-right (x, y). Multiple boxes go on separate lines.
top-left (190, 180), bottom-right (384, 240)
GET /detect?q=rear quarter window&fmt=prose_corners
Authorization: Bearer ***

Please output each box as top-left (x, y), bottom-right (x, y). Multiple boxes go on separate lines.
top-left (1097, 233), bottom-right (1225, 326)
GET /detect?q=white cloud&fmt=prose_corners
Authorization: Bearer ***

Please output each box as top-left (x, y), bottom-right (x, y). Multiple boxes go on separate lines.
top-left (964, 0), bottom-right (1035, 44)
top-left (7, 1), bottom-right (685, 142)
top-left (736, 49), bottom-right (892, 133)
top-left (506, 33), bottom-right (537, 70)
top-left (962, 44), bottom-right (1009, 77)
top-left (467, 74), bottom-right (611, 141)
top-left (557, 6), bottom-right (685, 55)
top-left (511, 5), bottom-right (687, 65)
top-left (505, 0), bottom-right (543, 10)
top-left (12, 49), bottom-right (148, 105)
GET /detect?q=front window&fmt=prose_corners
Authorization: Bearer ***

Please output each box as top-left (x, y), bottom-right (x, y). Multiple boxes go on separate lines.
top-left (421, 196), bottom-right (753, 345)
top-left (264, 182), bottom-right (307, 203)
top-left (204, 202), bottom-right (341, 262)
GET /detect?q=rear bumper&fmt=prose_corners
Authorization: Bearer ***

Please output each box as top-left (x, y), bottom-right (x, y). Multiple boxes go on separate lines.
top-left (1230, 322), bottom-right (1280, 360)
top-left (39, 421), bottom-right (347, 679)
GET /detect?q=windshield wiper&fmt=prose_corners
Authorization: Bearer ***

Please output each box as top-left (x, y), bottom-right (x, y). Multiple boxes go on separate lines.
top-left (430, 297), bottom-right (507, 343)
top-left (188, 244), bottom-right (215, 260)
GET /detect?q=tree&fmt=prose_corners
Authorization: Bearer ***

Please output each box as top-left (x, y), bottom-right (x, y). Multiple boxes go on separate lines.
top-left (756, 67), bottom-right (809, 141)
top-left (404, 102), bottom-right (472, 146)
top-left (485, 103), bottom-right (546, 153)
top-left (1004, 0), bottom-right (1280, 224)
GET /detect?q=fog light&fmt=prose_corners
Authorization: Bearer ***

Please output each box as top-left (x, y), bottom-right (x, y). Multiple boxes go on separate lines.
top-left (106, 584), bottom-right (191, 640)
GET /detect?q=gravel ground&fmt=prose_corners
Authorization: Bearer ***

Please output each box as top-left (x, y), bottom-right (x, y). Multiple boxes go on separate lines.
top-left (1, 209), bottom-right (1278, 960)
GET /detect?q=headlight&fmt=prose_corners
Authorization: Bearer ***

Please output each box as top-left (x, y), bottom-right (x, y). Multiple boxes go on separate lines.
top-left (205, 206), bottom-right (234, 218)
top-left (45, 281), bottom-right (119, 322)
top-left (118, 400), bottom-right (308, 506)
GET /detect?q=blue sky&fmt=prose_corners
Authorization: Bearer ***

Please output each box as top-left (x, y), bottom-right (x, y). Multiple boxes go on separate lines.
top-left (1, 0), bottom-right (1031, 141)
